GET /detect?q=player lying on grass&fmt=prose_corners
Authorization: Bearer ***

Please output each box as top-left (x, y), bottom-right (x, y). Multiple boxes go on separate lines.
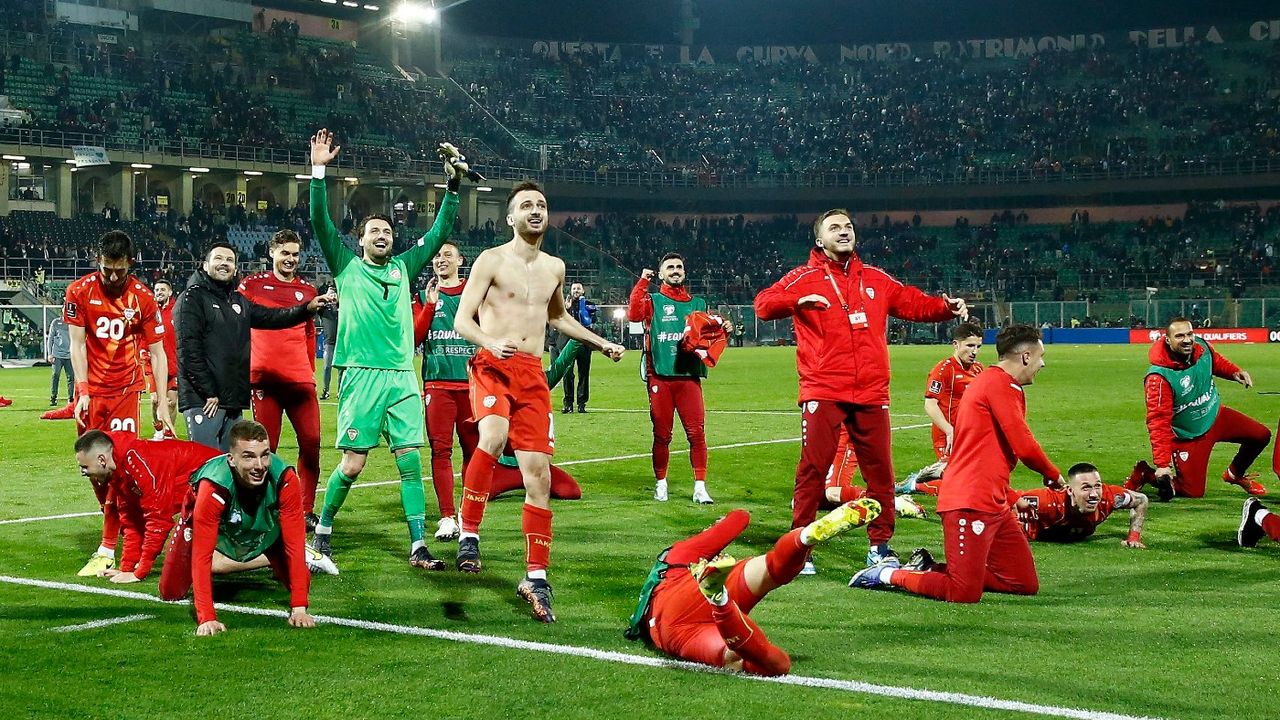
top-left (159, 420), bottom-right (321, 636)
top-left (1012, 462), bottom-right (1149, 548)
top-left (73, 430), bottom-right (221, 582)
top-left (626, 499), bottom-right (880, 676)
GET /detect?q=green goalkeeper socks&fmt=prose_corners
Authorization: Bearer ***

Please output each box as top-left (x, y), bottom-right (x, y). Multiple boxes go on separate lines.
top-left (397, 449), bottom-right (427, 543)
top-left (319, 467), bottom-right (356, 528)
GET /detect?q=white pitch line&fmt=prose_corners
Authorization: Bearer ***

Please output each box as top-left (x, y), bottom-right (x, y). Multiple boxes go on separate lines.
top-left (320, 423), bottom-right (933, 491)
top-left (0, 511), bottom-right (101, 525)
top-left (50, 612), bottom-right (155, 632)
top-left (0, 575), bottom-right (1161, 720)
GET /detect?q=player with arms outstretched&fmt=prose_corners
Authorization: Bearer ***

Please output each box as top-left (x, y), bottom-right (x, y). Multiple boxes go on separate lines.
top-left (307, 128), bottom-right (462, 569)
top-left (1013, 463), bottom-right (1149, 547)
top-left (65, 230), bottom-right (173, 576)
top-left (452, 180), bottom-right (625, 622)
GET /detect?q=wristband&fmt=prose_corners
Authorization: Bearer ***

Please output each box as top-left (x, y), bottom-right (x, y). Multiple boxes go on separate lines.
top-left (311, 164), bottom-right (326, 180)
top-left (76, 382), bottom-right (89, 397)
top-left (1126, 530), bottom-right (1142, 544)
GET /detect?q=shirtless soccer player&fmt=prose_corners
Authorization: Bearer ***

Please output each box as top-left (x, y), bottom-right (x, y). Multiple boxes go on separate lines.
top-left (453, 180), bottom-right (626, 623)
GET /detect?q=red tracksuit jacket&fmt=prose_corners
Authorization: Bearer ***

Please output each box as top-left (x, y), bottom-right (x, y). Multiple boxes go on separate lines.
top-left (754, 248), bottom-right (954, 406)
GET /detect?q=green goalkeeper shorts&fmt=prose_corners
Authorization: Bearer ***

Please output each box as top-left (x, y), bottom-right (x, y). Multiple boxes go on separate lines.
top-left (334, 367), bottom-right (425, 452)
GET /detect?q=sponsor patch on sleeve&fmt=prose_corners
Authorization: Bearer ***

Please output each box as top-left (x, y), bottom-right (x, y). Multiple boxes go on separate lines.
top-left (928, 380), bottom-right (942, 395)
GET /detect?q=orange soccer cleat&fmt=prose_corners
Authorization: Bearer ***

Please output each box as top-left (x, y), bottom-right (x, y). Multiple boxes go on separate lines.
top-left (1224, 470), bottom-right (1267, 497)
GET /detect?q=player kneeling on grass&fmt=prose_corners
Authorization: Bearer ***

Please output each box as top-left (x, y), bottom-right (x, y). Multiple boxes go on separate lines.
top-left (158, 420), bottom-right (322, 636)
top-left (73, 430), bottom-right (221, 582)
top-left (1012, 463), bottom-right (1149, 548)
top-left (625, 499), bottom-right (880, 675)
top-left (849, 325), bottom-right (1063, 603)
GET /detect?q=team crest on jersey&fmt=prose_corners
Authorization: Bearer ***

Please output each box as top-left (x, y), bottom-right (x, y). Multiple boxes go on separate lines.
top-left (232, 303), bottom-right (242, 315)
top-left (483, 395), bottom-right (497, 408)
top-left (866, 288), bottom-right (876, 299)
top-left (295, 291), bottom-right (304, 301)
top-left (253, 389), bottom-right (265, 400)
top-left (972, 520), bottom-right (986, 536)
top-left (390, 268), bottom-right (402, 281)
top-left (663, 305), bottom-right (675, 316)
top-left (805, 401), bottom-right (818, 414)
top-left (346, 428), bottom-right (359, 441)
top-left (123, 309), bottom-right (136, 321)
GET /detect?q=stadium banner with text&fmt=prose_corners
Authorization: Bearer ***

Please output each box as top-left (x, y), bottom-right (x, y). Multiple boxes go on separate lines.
top-left (500, 18), bottom-right (1280, 66)
top-left (1128, 328), bottom-right (1273, 345)
top-left (983, 328), bottom-right (1129, 345)
top-left (72, 146), bottom-right (109, 168)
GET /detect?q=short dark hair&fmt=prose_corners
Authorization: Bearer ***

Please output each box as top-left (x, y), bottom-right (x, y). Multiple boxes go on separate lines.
top-left (74, 429), bottom-right (113, 455)
top-left (813, 208), bottom-right (853, 238)
top-left (358, 214), bottom-right (394, 239)
top-left (228, 419), bottom-right (270, 448)
top-left (506, 180), bottom-right (544, 213)
top-left (660, 252), bottom-right (684, 266)
top-left (951, 322), bottom-right (983, 342)
top-left (1067, 462), bottom-right (1099, 479)
top-left (270, 229), bottom-right (302, 250)
top-left (152, 278), bottom-right (173, 290)
top-left (1166, 316), bottom-right (1193, 332)
top-left (98, 231), bottom-right (134, 262)
top-left (204, 240), bottom-right (237, 261)
top-left (995, 324), bottom-right (1041, 357)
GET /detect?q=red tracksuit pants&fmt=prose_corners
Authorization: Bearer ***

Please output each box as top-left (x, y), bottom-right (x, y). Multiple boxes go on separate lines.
top-left (1170, 406), bottom-right (1271, 498)
top-left (894, 509), bottom-right (1039, 603)
top-left (647, 377), bottom-right (707, 482)
top-left (424, 386), bottom-right (479, 517)
top-left (792, 401), bottom-right (895, 545)
top-left (252, 382), bottom-right (321, 513)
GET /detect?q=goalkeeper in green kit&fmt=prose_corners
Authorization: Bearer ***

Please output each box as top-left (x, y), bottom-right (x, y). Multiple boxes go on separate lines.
top-left (307, 128), bottom-right (467, 570)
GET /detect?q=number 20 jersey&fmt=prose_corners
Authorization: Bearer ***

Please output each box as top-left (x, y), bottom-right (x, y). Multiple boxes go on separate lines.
top-left (63, 273), bottom-right (163, 396)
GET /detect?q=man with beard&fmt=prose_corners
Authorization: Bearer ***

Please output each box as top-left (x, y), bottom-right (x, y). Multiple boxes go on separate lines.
top-left (175, 241), bottom-right (329, 452)
top-left (238, 231), bottom-right (323, 529)
top-left (307, 128), bottom-right (461, 570)
top-left (63, 230), bottom-right (172, 577)
top-left (628, 253), bottom-right (727, 504)
top-left (453, 180), bottom-right (625, 622)
top-left (754, 209), bottom-right (967, 568)
top-left (1127, 317), bottom-right (1270, 501)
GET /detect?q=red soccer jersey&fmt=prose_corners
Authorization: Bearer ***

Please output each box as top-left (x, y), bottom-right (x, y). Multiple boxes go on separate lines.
top-left (1013, 485), bottom-right (1135, 542)
top-left (937, 366), bottom-right (1061, 514)
top-left (238, 272), bottom-right (317, 386)
top-left (63, 273), bottom-right (163, 396)
top-left (109, 432), bottom-right (222, 579)
top-left (925, 356), bottom-right (984, 426)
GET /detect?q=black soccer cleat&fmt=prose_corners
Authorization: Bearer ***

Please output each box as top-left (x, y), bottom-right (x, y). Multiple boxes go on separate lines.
top-left (1238, 497), bottom-right (1267, 548)
top-left (313, 532), bottom-right (333, 558)
top-left (516, 577), bottom-right (556, 623)
top-left (456, 536), bottom-right (482, 573)
top-left (304, 512), bottom-right (320, 534)
top-left (410, 545), bottom-right (447, 571)
top-left (903, 547), bottom-right (938, 572)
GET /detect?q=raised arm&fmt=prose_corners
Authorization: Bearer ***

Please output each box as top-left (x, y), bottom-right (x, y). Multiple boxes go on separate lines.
top-left (308, 129), bottom-right (357, 275)
top-left (398, 192), bottom-right (459, 279)
top-left (627, 271), bottom-right (654, 322)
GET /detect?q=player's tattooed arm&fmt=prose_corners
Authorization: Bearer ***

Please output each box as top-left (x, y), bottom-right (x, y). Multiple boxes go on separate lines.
top-left (1121, 491), bottom-right (1149, 549)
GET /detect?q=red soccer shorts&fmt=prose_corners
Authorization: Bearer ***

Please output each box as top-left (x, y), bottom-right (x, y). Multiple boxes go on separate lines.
top-left (468, 350), bottom-right (554, 456)
top-left (930, 426), bottom-right (950, 460)
top-left (82, 393), bottom-right (142, 435)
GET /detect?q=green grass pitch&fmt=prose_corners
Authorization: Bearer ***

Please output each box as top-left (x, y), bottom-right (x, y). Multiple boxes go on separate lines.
top-left (1, 343), bottom-right (1277, 720)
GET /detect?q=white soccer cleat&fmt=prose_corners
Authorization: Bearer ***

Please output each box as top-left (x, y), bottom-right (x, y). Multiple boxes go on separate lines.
top-left (692, 485), bottom-right (714, 505)
top-left (654, 480), bottom-right (669, 502)
top-left (894, 495), bottom-right (927, 519)
top-left (798, 560), bottom-right (817, 576)
top-left (434, 516), bottom-right (459, 541)
top-left (305, 544), bottom-right (339, 575)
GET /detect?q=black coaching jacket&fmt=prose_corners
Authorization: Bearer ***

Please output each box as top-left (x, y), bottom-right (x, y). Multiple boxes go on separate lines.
top-left (175, 269), bottom-right (315, 413)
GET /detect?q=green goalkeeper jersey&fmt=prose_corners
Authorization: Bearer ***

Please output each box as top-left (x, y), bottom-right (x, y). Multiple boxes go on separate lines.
top-left (311, 179), bottom-right (458, 370)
